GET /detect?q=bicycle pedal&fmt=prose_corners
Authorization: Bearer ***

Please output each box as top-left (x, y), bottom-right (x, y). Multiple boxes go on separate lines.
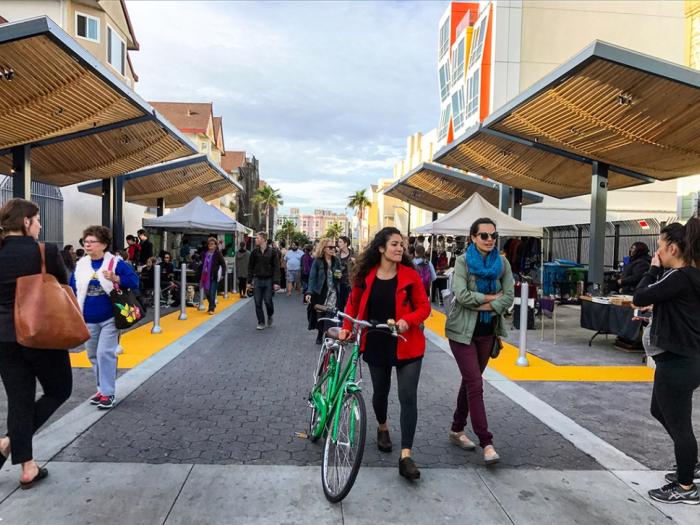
top-left (294, 431), bottom-right (309, 440)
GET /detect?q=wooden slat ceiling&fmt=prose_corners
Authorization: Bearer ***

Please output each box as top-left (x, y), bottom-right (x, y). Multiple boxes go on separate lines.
top-left (490, 60), bottom-right (700, 181)
top-left (80, 159), bottom-right (239, 208)
top-left (437, 130), bottom-right (642, 199)
top-left (436, 41), bottom-right (700, 199)
top-left (0, 18), bottom-right (194, 185)
top-left (384, 163), bottom-right (541, 213)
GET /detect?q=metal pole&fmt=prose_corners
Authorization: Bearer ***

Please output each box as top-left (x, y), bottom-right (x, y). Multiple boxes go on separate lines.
top-left (101, 178), bottom-right (113, 230)
top-left (498, 184), bottom-right (511, 214)
top-left (11, 145), bottom-right (31, 199)
top-left (151, 264), bottom-right (162, 334)
top-left (198, 286), bottom-right (206, 311)
top-left (178, 263), bottom-right (188, 321)
top-left (232, 232), bottom-right (238, 294)
top-left (407, 203), bottom-right (411, 236)
top-left (224, 264), bottom-right (229, 299)
top-left (428, 234), bottom-right (434, 303)
top-left (516, 281), bottom-right (529, 367)
top-left (589, 161), bottom-right (609, 292)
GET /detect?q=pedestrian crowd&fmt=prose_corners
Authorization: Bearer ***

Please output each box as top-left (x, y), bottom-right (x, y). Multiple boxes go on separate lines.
top-left (1, 194), bottom-right (699, 506)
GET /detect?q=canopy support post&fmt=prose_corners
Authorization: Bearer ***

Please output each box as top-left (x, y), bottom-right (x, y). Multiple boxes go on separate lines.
top-left (101, 178), bottom-right (113, 230)
top-left (11, 145), bottom-right (31, 199)
top-left (589, 161), bottom-right (608, 293)
top-left (510, 188), bottom-right (523, 220)
top-left (112, 176), bottom-right (124, 251)
top-left (499, 184), bottom-right (511, 214)
top-left (156, 197), bottom-right (165, 217)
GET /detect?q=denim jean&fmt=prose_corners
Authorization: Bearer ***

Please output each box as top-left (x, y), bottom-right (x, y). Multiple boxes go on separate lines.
top-left (207, 280), bottom-right (218, 312)
top-left (253, 277), bottom-right (274, 324)
top-left (86, 318), bottom-right (119, 397)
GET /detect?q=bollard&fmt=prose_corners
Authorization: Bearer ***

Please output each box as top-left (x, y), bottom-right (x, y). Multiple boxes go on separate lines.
top-left (151, 264), bottom-right (162, 334)
top-left (178, 263), bottom-right (188, 321)
top-left (198, 286), bottom-right (206, 311)
top-left (224, 266), bottom-right (229, 299)
top-left (232, 257), bottom-right (238, 294)
top-left (516, 281), bottom-right (529, 367)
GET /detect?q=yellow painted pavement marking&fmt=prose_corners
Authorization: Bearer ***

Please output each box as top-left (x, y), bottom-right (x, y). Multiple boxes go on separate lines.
top-left (425, 309), bottom-right (653, 382)
top-left (70, 296), bottom-right (242, 369)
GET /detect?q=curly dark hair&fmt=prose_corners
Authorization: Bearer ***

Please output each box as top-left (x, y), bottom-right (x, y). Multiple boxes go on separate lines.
top-left (82, 225), bottom-right (112, 249)
top-left (351, 227), bottom-right (413, 287)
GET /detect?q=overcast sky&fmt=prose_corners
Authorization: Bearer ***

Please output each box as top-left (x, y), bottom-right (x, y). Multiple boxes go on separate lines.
top-left (127, 0), bottom-right (445, 214)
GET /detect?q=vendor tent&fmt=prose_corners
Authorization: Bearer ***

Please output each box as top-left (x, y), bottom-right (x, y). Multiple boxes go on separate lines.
top-left (143, 196), bottom-right (249, 233)
top-left (414, 193), bottom-right (543, 238)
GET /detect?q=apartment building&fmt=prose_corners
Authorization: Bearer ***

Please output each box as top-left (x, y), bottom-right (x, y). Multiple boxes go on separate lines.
top-left (221, 151), bottom-right (264, 233)
top-left (435, 1), bottom-right (685, 226)
top-left (277, 209), bottom-right (350, 241)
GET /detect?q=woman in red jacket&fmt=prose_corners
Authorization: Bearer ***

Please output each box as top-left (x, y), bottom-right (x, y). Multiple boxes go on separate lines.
top-left (340, 227), bottom-right (431, 481)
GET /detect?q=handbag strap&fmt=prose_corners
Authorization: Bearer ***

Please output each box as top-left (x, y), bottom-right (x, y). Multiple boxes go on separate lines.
top-left (107, 255), bottom-right (121, 292)
top-left (38, 243), bottom-right (47, 275)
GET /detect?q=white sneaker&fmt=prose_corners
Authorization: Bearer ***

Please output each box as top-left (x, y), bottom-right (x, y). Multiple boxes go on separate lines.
top-left (256, 323), bottom-right (265, 330)
top-left (484, 445), bottom-right (500, 465)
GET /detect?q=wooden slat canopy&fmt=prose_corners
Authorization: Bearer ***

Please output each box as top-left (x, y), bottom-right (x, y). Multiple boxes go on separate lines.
top-left (0, 17), bottom-right (195, 184)
top-left (77, 155), bottom-right (243, 208)
top-left (383, 162), bottom-right (542, 214)
top-left (436, 40), bottom-right (700, 198)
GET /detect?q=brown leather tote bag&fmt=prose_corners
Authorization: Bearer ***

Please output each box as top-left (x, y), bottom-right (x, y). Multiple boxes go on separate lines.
top-left (14, 243), bottom-right (90, 349)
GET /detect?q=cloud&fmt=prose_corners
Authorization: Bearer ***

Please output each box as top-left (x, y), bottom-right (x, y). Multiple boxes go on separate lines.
top-left (127, 0), bottom-right (445, 212)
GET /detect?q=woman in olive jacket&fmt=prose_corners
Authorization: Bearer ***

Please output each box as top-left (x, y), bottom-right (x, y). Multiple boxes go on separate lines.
top-left (445, 218), bottom-right (514, 465)
top-left (0, 199), bottom-right (71, 489)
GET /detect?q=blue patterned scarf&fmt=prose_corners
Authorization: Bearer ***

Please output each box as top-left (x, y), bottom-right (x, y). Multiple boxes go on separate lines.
top-left (466, 243), bottom-right (502, 322)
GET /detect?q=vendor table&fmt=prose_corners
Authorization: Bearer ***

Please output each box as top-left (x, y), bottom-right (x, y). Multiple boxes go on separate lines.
top-left (579, 296), bottom-right (642, 346)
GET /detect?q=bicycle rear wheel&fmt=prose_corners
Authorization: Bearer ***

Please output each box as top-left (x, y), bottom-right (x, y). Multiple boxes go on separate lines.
top-left (321, 390), bottom-right (366, 503)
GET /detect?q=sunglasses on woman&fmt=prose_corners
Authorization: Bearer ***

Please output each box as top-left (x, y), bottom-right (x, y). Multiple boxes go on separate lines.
top-left (477, 232), bottom-right (499, 241)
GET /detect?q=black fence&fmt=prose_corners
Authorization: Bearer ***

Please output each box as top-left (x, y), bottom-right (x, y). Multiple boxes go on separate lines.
top-left (543, 217), bottom-right (676, 270)
top-left (0, 176), bottom-right (64, 246)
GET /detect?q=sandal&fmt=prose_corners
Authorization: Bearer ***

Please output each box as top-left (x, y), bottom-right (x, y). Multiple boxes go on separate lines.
top-left (20, 467), bottom-right (49, 490)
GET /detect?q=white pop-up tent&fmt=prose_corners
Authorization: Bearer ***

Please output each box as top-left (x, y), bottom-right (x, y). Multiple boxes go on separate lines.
top-left (414, 193), bottom-right (543, 238)
top-left (143, 196), bottom-right (251, 234)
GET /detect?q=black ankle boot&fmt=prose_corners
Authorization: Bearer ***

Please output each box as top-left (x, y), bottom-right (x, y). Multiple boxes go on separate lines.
top-left (377, 429), bottom-right (392, 452)
top-left (399, 456), bottom-right (420, 480)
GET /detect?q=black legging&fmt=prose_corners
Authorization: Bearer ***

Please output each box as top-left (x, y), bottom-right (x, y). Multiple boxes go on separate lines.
top-left (0, 342), bottom-right (72, 464)
top-left (650, 355), bottom-right (700, 485)
top-left (368, 359), bottom-right (422, 449)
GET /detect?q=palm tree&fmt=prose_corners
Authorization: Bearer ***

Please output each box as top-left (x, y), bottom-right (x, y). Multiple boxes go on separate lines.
top-left (325, 221), bottom-right (344, 241)
top-left (279, 219), bottom-right (296, 246)
top-left (253, 184), bottom-right (284, 236)
top-left (347, 189), bottom-right (371, 251)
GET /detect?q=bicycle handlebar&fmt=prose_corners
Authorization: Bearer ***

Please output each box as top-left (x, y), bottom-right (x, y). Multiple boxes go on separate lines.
top-left (315, 305), bottom-right (406, 341)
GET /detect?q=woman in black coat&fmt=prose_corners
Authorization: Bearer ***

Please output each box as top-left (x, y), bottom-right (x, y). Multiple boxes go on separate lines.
top-left (0, 199), bottom-right (71, 489)
top-left (619, 242), bottom-right (651, 294)
top-left (305, 238), bottom-right (341, 345)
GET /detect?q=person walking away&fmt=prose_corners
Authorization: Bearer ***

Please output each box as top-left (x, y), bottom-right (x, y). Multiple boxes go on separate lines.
top-left (445, 218), bottom-right (514, 466)
top-left (412, 245), bottom-right (436, 297)
top-left (0, 199), bottom-right (72, 489)
top-left (61, 245), bottom-right (77, 282)
top-left (247, 232), bottom-right (281, 330)
top-left (618, 242), bottom-right (651, 294)
top-left (284, 241), bottom-right (303, 296)
top-left (633, 218), bottom-right (700, 505)
top-left (72, 226), bottom-right (139, 410)
top-left (301, 245), bottom-right (314, 299)
top-left (137, 229), bottom-right (153, 270)
top-left (125, 235), bottom-right (140, 267)
top-left (339, 227), bottom-right (431, 480)
top-left (337, 236), bottom-right (355, 310)
top-left (278, 241), bottom-right (288, 292)
top-left (198, 237), bottom-right (226, 315)
top-left (305, 238), bottom-right (342, 345)
top-left (235, 242), bottom-right (250, 299)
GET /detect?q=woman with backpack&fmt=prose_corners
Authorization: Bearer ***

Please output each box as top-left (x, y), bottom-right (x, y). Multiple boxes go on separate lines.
top-left (445, 218), bottom-right (514, 465)
top-left (412, 245), bottom-right (436, 297)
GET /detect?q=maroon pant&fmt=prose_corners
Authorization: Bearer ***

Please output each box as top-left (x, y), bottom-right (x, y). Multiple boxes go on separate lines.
top-left (449, 336), bottom-right (494, 448)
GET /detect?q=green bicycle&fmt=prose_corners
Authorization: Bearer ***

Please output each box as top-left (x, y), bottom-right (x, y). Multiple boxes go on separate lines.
top-left (307, 304), bottom-right (401, 503)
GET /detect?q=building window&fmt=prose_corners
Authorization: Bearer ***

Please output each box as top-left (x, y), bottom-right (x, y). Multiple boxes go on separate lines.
top-left (303, 221), bottom-right (307, 227)
top-left (439, 18), bottom-right (450, 58)
top-left (452, 88), bottom-right (465, 132)
top-left (76, 12), bottom-right (99, 42)
top-left (438, 105), bottom-right (451, 140)
top-left (468, 15), bottom-right (488, 70)
top-left (200, 141), bottom-right (209, 153)
top-left (439, 62), bottom-right (451, 101)
top-left (466, 68), bottom-right (480, 119)
top-left (107, 25), bottom-right (126, 76)
top-left (451, 37), bottom-right (466, 84)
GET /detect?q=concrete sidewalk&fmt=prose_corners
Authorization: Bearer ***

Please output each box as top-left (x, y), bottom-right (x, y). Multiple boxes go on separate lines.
top-left (0, 295), bottom-right (698, 524)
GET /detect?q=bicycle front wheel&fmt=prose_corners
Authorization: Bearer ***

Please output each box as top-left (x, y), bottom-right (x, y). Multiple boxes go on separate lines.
top-left (321, 390), bottom-right (366, 503)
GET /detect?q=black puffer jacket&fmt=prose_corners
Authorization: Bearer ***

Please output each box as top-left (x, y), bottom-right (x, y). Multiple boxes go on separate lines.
top-left (620, 253), bottom-right (651, 293)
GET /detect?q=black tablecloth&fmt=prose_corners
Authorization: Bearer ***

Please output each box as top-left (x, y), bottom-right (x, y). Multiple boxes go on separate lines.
top-left (580, 300), bottom-right (642, 340)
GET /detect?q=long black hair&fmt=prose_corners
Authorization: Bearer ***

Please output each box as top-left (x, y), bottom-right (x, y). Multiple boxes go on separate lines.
top-left (660, 217), bottom-right (700, 268)
top-left (351, 227), bottom-right (413, 287)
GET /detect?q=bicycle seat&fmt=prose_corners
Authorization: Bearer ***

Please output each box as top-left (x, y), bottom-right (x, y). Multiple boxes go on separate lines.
top-left (325, 327), bottom-right (342, 340)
